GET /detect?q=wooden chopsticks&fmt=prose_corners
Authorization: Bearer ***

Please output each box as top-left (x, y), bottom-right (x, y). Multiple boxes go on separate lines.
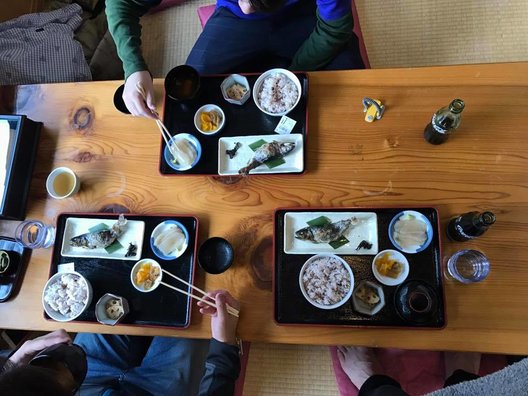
top-left (161, 269), bottom-right (239, 318)
top-left (135, 83), bottom-right (178, 161)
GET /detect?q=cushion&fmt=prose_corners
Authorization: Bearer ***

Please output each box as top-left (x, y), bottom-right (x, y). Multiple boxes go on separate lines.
top-left (150, 0), bottom-right (188, 14)
top-left (330, 347), bottom-right (508, 396)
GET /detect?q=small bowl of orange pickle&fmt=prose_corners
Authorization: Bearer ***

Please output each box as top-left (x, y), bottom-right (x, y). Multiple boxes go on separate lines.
top-left (371, 249), bottom-right (409, 286)
top-left (194, 104), bottom-right (225, 135)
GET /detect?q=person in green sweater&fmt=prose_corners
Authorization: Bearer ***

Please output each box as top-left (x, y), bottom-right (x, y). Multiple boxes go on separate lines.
top-left (107, 0), bottom-right (364, 118)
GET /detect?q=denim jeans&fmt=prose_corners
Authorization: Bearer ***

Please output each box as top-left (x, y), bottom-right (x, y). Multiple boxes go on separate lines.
top-left (74, 333), bottom-right (209, 396)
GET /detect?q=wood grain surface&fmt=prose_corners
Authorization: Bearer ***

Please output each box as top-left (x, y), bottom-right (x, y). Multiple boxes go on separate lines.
top-left (1, 63), bottom-right (527, 354)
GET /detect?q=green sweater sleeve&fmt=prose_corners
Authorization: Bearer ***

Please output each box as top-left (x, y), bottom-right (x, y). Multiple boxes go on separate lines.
top-left (106, 0), bottom-right (161, 79)
top-left (290, 11), bottom-right (354, 71)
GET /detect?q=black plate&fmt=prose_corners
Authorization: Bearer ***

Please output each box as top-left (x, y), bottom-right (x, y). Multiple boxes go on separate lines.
top-left (0, 237), bottom-right (29, 303)
top-left (274, 208), bottom-right (445, 328)
top-left (48, 213), bottom-right (198, 328)
top-left (159, 72), bottom-right (308, 175)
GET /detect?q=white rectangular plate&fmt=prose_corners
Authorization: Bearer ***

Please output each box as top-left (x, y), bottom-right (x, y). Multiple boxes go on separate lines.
top-left (218, 134), bottom-right (304, 176)
top-left (284, 212), bottom-right (378, 255)
top-left (61, 217), bottom-right (145, 261)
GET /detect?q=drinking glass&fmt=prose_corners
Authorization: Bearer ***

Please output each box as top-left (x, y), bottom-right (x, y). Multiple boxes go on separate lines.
top-left (15, 220), bottom-right (55, 249)
top-left (446, 249), bottom-right (490, 283)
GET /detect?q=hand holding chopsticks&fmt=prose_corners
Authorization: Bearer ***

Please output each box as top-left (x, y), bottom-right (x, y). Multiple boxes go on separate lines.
top-left (160, 269), bottom-right (240, 318)
top-left (135, 82), bottom-right (178, 161)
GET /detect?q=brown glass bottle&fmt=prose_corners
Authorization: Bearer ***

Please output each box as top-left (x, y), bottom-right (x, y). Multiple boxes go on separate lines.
top-left (446, 211), bottom-right (496, 242)
top-left (424, 99), bottom-right (465, 144)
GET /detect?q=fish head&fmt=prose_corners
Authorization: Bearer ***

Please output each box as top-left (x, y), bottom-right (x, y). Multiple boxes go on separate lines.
top-left (294, 227), bottom-right (312, 241)
top-left (279, 142), bottom-right (296, 155)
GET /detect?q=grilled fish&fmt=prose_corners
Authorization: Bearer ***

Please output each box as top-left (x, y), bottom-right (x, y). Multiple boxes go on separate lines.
top-left (295, 217), bottom-right (359, 244)
top-left (238, 141), bottom-right (295, 175)
top-left (70, 214), bottom-right (127, 249)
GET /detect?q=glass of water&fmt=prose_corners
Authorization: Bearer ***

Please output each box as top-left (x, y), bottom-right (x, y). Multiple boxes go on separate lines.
top-left (446, 249), bottom-right (490, 284)
top-left (15, 220), bottom-right (55, 249)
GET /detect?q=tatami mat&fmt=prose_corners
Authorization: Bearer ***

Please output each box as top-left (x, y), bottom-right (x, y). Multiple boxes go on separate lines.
top-left (355, 0), bottom-right (528, 68)
top-left (242, 343), bottom-right (339, 396)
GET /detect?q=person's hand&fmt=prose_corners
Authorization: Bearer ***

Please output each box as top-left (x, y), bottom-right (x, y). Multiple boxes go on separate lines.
top-left (123, 70), bottom-right (157, 119)
top-left (8, 329), bottom-right (71, 366)
top-left (197, 290), bottom-right (240, 345)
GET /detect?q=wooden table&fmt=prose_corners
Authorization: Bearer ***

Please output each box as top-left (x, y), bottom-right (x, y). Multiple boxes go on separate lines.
top-left (1, 63), bottom-right (527, 355)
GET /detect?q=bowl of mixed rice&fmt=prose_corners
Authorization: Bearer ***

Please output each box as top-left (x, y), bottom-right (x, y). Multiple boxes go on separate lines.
top-left (253, 68), bottom-right (301, 117)
top-left (299, 254), bottom-right (354, 310)
top-left (42, 272), bottom-right (93, 322)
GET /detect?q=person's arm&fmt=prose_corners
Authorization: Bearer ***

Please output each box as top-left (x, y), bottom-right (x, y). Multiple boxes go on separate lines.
top-left (290, 0), bottom-right (353, 71)
top-left (106, 0), bottom-right (161, 118)
top-left (106, 0), bottom-right (160, 79)
top-left (198, 339), bottom-right (240, 396)
top-left (197, 291), bottom-right (241, 396)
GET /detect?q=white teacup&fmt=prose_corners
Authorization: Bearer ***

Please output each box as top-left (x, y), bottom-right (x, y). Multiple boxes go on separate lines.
top-left (46, 167), bottom-right (80, 199)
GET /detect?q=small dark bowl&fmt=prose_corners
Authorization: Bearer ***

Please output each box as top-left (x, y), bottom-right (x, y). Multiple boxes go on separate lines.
top-left (113, 84), bottom-right (131, 114)
top-left (165, 65), bottom-right (200, 101)
top-left (394, 280), bottom-right (438, 324)
top-left (198, 237), bottom-right (234, 274)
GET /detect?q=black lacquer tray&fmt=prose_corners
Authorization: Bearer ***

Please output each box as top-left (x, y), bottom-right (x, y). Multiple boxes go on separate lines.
top-left (274, 207), bottom-right (445, 328)
top-left (47, 213), bottom-right (198, 328)
top-left (160, 73), bottom-right (308, 175)
top-left (0, 237), bottom-right (29, 303)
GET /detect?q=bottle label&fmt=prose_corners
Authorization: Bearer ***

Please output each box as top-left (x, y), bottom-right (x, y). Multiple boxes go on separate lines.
top-left (431, 114), bottom-right (447, 134)
top-left (455, 223), bottom-right (475, 240)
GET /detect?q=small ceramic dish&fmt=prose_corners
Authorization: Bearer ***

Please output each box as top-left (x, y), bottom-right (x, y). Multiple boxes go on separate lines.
top-left (194, 104), bottom-right (225, 135)
top-left (164, 65), bottom-right (200, 101)
top-left (389, 210), bottom-right (433, 254)
top-left (252, 68), bottom-right (302, 117)
top-left (130, 259), bottom-right (162, 292)
top-left (220, 74), bottom-right (251, 105)
top-left (372, 249), bottom-right (409, 286)
top-left (95, 293), bottom-right (129, 326)
top-left (198, 237), bottom-right (234, 274)
top-left (352, 280), bottom-right (385, 316)
top-left (42, 271), bottom-right (93, 322)
top-left (299, 254), bottom-right (354, 310)
top-left (164, 133), bottom-right (202, 171)
top-left (150, 220), bottom-right (189, 260)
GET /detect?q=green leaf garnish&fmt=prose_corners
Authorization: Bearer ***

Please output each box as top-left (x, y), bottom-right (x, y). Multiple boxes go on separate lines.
top-left (105, 240), bottom-right (123, 254)
top-left (329, 236), bottom-right (349, 249)
top-left (306, 216), bottom-right (331, 227)
top-left (88, 223), bottom-right (109, 233)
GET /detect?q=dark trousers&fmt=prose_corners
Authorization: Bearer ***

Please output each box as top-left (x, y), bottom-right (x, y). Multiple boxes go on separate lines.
top-left (186, 1), bottom-right (364, 74)
top-left (359, 370), bottom-right (481, 396)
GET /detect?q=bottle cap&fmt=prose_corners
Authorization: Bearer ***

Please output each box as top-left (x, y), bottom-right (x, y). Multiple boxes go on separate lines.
top-left (449, 99), bottom-right (465, 113)
top-left (481, 212), bottom-right (496, 225)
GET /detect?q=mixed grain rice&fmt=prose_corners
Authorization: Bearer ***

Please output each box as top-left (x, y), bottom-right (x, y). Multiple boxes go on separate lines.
top-left (258, 73), bottom-right (298, 113)
top-left (302, 256), bottom-right (351, 306)
top-left (44, 274), bottom-right (88, 318)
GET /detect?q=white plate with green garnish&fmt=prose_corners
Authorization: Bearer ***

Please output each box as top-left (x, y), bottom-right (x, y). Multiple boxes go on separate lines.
top-left (218, 134), bottom-right (304, 176)
top-left (61, 215), bottom-right (145, 261)
top-left (284, 211), bottom-right (378, 255)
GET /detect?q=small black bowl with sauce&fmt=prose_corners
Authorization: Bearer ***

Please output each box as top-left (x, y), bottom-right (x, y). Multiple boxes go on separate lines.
top-left (165, 65), bottom-right (200, 101)
top-left (394, 280), bottom-right (438, 324)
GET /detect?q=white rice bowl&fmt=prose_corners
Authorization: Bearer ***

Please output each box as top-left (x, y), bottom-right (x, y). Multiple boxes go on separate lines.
top-left (299, 254), bottom-right (354, 310)
top-left (42, 272), bottom-right (92, 322)
top-left (253, 69), bottom-right (301, 116)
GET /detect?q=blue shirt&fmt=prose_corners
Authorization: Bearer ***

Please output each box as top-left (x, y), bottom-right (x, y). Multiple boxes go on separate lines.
top-left (216, 0), bottom-right (351, 22)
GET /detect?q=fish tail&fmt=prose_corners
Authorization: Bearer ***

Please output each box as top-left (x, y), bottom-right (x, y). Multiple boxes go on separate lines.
top-left (238, 161), bottom-right (258, 176)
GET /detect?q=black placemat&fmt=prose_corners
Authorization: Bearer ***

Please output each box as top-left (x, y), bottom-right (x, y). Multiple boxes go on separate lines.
top-left (48, 213), bottom-right (198, 328)
top-left (274, 208), bottom-right (445, 328)
top-left (160, 73), bottom-right (308, 175)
